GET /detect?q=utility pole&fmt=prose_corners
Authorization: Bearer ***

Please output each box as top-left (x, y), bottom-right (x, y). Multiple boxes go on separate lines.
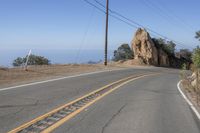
top-left (104, 0), bottom-right (109, 66)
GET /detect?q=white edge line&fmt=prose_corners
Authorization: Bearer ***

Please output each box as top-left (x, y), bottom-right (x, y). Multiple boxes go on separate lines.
top-left (0, 68), bottom-right (129, 91)
top-left (177, 80), bottom-right (200, 120)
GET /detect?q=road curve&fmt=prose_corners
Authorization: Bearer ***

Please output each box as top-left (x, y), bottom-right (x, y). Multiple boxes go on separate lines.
top-left (54, 72), bottom-right (200, 133)
top-left (0, 67), bottom-right (199, 132)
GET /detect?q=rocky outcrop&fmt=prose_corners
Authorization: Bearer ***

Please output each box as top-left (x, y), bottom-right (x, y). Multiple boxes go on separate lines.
top-left (157, 49), bottom-right (169, 66)
top-left (131, 28), bottom-right (170, 66)
top-left (131, 28), bottom-right (158, 65)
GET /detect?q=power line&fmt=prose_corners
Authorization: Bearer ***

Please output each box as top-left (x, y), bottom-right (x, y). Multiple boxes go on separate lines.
top-left (93, 0), bottom-right (192, 49)
top-left (83, 0), bottom-right (138, 28)
top-left (141, 0), bottom-right (181, 26)
top-left (138, 0), bottom-right (195, 48)
top-left (142, 0), bottom-right (194, 33)
top-left (83, 0), bottom-right (192, 49)
top-left (75, 5), bottom-right (95, 63)
top-left (142, 0), bottom-right (184, 30)
top-left (152, 0), bottom-right (195, 32)
top-left (83, 0), bottom-right (106, 13)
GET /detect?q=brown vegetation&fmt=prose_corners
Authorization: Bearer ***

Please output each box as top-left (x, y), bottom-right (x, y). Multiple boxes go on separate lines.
top-left (181, 70), bottom-right (200, 108)
top-left (0, 64), bottom-right (123, 88)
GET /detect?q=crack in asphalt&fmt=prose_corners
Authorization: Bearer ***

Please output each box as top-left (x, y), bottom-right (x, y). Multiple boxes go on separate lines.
top-left (101, 103), bottom-right (127, 133)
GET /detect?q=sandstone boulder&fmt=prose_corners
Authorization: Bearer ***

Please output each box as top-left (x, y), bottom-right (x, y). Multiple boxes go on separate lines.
top-left (131, 28), bottom-right (158, 65)
top-left (131, 28), bottom-right (171, 66)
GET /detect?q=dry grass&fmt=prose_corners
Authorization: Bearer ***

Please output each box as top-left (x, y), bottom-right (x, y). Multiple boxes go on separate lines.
top-left (181, 71), bottom-right (200, 107)
top-left (0, 64), bottom-right (124, 88)
top-left (182, 81), bottom-right (200, 107)
top-left (0, 61), bottom-right (152, 88)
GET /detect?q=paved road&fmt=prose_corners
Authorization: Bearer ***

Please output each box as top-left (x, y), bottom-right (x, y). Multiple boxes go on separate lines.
top-left (0, 67), bottom-right (199, 132)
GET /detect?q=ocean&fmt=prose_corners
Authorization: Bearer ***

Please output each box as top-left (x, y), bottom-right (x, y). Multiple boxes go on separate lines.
top-left (0, 49), bottom-right (113, 67)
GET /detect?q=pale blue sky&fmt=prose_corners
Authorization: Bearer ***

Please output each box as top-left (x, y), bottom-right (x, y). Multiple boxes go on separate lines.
top-left (0, 0), bottom-right (199, 65)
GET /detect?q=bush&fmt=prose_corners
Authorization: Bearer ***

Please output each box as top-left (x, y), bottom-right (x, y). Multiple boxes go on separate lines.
top-left (152, 38), bottom-right (176, 56)
top-left (195, 31), bottom-right (200, 41)
top-left (13, 54), bottom-right (50, 66)
top-left (13, 57), bottom-right (24, 66)
top-left (178, 49), bottom-right (192, 61)
top-left (192, 46), bottom-right (200, 68)
top-left (113, 44), bottom-right (134, 61)
top-left (181, 63), bottom-right (187, 70)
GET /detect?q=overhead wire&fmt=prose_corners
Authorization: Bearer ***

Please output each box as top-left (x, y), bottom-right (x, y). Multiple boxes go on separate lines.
top-left (138, 0), bottom-right (194, 47)
top-left (141, 0), bottom-right (183, 28)
top-left (75, 6), bottom-right (96, 63)
top-left (83, 0), bottom-right (138, 28)
top-left (141, 0), bottom-right (194, 34)
top-left (83, 0), bottom-right (193, 49)
top-left (151, 0), bottom-right (195, 32)
top-left (93, 0), bottom-right (192, 49)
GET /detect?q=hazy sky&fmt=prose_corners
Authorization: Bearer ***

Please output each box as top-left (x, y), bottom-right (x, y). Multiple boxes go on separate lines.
top-left (0, 0), bottom-right (199, 51)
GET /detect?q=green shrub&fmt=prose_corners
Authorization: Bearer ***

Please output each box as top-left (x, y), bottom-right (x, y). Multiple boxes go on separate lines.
top-left (181, 63), bottom-right (187, 70)
top-left (152, 38), bottom-right (176, 56)
top-left (113, 44), bottom-right (134, 61)
top-left (13, 54), bottom-right (50, 66)
top-left (192, 46), bottom-right (200, 68)
top-left (195, 31), bottom-right (200, 41)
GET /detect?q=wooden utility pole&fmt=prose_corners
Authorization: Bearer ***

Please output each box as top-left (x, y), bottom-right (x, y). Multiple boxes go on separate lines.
top-left (104, 0), bottom-right (109, 66)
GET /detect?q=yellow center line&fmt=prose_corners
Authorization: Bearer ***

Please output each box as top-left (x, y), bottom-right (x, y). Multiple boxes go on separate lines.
top-left (8, 73), bottom-right (159, 133)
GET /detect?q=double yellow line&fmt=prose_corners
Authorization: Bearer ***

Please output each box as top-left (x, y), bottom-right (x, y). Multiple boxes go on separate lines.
top-left (8, 73), bottom-right (158, 133)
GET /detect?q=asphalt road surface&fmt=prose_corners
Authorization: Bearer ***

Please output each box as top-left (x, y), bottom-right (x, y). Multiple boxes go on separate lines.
top-left (0, 67), bottom-right (199, 133)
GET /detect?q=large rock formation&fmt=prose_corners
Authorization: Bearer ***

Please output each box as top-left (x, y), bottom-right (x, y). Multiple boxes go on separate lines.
top-left (131, 28), bottom-right (169, 66)
top-left (157, 49), bottom-right (169, 66)
top-left (131, 28), bottom-right (158, 65)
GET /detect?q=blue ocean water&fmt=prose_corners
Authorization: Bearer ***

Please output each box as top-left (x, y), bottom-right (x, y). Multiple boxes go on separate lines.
top-left (0, 49), bottom-right (113, 67)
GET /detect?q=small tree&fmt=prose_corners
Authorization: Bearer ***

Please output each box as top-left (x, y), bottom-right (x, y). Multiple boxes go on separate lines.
top-left (179, 49), bottom-right (192, 61)
top-left (194, 31), bottom-right (200, 68)
top-left (13, 57), bottom-right (24, 66)
top-left (195, 31), bottom-right (200, 41)
top-left (152, 38), bottom-right (176, 56)
top-left (113, 44), bottom-right (134, 61)
top-left (27, 55), bottom-right (50, 65)
top-left (192, 46), bottom-right (200, 68)
top-left (13, 54), bottom-right (50, 66)
top-left (165, 41), bottom-right (176, 55)
top-left (152, 38), bottom-right (165, 49)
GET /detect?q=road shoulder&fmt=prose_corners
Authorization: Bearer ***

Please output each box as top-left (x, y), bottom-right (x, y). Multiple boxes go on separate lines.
top-left (177, 80), bottom-right (200, 120)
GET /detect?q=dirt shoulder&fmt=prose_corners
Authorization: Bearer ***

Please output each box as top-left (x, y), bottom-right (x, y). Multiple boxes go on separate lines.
top-left (0, 64), bottom-right (130, 88)
top-left (181, 79), bottom-right (200, 113)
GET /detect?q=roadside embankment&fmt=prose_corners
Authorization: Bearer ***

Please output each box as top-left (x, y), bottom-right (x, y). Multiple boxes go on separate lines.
top-left (0, 64), bottom-right (127, 88)
top-left (180, 70), bottom-right (200, 117)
